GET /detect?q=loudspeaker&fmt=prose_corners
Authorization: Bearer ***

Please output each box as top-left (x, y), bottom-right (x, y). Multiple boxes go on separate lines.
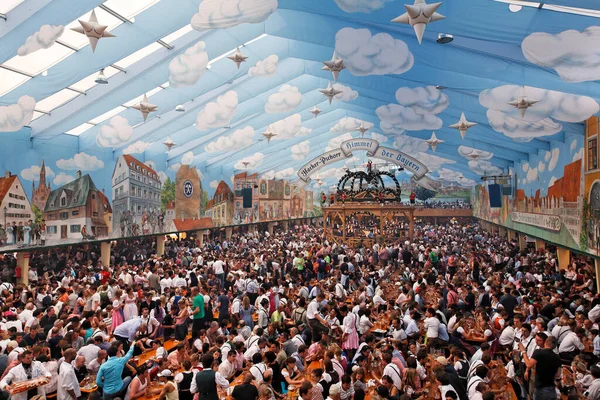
top-left (488, 184), bottom-right (502, 208)
top-left (242, 188), bottom-right (252, 208)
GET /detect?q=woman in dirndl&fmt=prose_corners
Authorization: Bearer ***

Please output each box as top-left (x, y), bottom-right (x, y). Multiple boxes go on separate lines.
top-left (341, 305), bottom-right (359, 363)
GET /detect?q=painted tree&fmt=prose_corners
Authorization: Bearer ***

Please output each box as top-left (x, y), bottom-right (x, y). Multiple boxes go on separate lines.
top-left (161, 178), bottom-right (176, 212)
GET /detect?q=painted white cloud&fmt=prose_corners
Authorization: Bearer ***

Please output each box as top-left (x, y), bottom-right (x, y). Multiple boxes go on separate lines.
top-left (480, 85), bottom-right (599, 123)
top-left (548, 148), bottom-right (560, 171)
top-left (312, 166), bottom-right (347, 181)
top-left (437, 168), bottom-right (468, 185)
top-left (538, 160), bottom-right (546, 173)
top-left (522, 162), bottom-right (529, 172)
top-left (330, 117), bottom-right (373, 133)
top-left (18, 25), bottom-right (64, 56)
top-left (53, 173), bottom-right (75, 186)
top-left (158, 171), bottom-right (168, 183)
top-left (123, 141), bottom-right (151, 155)
top-left (549, 176), bottom-right (558, 187)
top-left (334, 0), bottom-right (392, 12)
top-left (169, 41), bottom-right (209, 88)
top-left (333, 83), bottom-right (358, 102)
top-left (326, 133), bottom-right (354, 152)
top-left (275, 167), bottom-right (295, 179)
top-left (20, 165), bottom-right (55, 181)
top-left (262, 170), bottom-right (275, 180)
top-left (181, 151), bottom-right (195, 166)
top-left (191, 0), bottom-right (277, 29)
top-left (335, 27), bottom-right (413, 76)
top-left (521, 178), bottom-right (526, 185)
top-left (486, 110), bottom-right (561, 142)
top-left (370, 132), bottom-right (388, 143)
top-left (570, 139), bottom-right (578, 153)
top-left (573, 147), bottom-right (584, 162)
top-left (264, 84), bottom-right (302, 114)
top-left (248, 54), bottom-right (278, 77)
top-left (394, 135), bottom-right (428, 153)
top-left (210, 180), bottom-right (220, 189)
top-left (457, 177), bottom-right (478, 187)
top-left (377, 104), bottom-right (442, 134)
top-left (468, 160), bottom-right (502, 176)
top-left (0, 96), bottom-right (36, 132)
top-left (522, 27), bottom-right (600, 83)
top-left (544, 151), bottom-right (551, 162)
top-left (205, 126), bottom-right (254, 153)
top-left (196, 91), bottom-right (238, 130)
top-left (458, 146), bottom-right (493, 160)
top-left (269, 114), bottom-right (312, 139)
top-left (56, 152), bottom-right (104, 171)
top-left (291, 140), bottom-right (310, 160)
top-left (416, 152), bottom-right (455, 172)
top-left (395, 86), bottom-right (449, 115)
top-left (169, 163), bottom-right (181, 172)
top-left (526, 166), bottom-right (539, 183)
top-left (97, 116), bottom-right (133, 148)
top-left (234, 152), bottom-right (264, 169)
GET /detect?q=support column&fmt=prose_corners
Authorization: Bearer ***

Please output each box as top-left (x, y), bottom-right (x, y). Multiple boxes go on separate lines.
top-left (101, 241), bottom-right (111, 267)
top-left (225, 227), bottom-right (233, 240)
top-left (507, 229), bottom-right (516, 242)
top-left (535, 239), bottom-right (545, 251)
top-left (282, 220), bottom-right (289, 231)
top-left (498, 226), bottom-right (507, 238)
top-left (518, 233), bottom-right (527, 249)
top-left (596, 259), bottom-right (600, 295)
top-left (156, 235), bottom-right (166, 257)
top-left (196, 231), bottom-right (204, 247)
top-left (16, 252), bottom-right (29, 286)
top-left (434, 216), bottom-right (438, 225)
top-left (267, 222), bottom-right (275, 235)
top-left (557, 247), bottom-right (571, 270)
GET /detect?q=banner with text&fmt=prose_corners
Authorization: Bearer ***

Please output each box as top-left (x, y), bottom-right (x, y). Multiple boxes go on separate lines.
top-left (297, 139), bottom-right (429, 182)
top-left (511, 212), bottom-right (562, 232)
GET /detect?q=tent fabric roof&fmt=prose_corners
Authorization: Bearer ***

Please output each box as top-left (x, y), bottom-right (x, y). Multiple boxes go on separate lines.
top-left (0, 0), bottom-right (598, 192)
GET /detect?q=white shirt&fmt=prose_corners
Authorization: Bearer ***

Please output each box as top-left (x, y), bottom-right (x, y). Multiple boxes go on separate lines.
top-left (58, 361), bottom-right (81, 400)
top-left (382, 363), bottom-right (402, 390)
top-left (558, 332), bottom-right (585, 353)
top-left (499, 326), bottom-right (515, 346)
top-left (77, 344), bottom-right (101, 365)
top-left (250, 363), bottom-right (271, 384)
top-left (218, 359), bottom-right (235, 380)
top-left (213, 260), bottom-right (224, 275)
top-left (0, 362), bottom-right (51, 400)
top-left (190, 370), bottom-right (229, 393)
top-left (467, 376), bottom-right (484, 399)
top-left (113, 317), bottom-right (143, 341)
top-left (307, 300), bottom-right (320, 320)
top-left (424, 317), bottom-right (440, 338)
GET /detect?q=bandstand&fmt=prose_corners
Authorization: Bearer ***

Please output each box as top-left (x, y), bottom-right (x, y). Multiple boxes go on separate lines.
top-left (322, 162), bottom-right (415, 246)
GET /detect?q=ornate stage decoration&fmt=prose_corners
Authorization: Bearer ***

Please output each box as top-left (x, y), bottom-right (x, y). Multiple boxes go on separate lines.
top-left (335, 160), bottom-right (402, 203)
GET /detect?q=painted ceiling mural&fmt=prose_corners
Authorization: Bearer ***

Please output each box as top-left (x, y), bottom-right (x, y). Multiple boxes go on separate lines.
top-left (0, 0), bottom-right (598, 249)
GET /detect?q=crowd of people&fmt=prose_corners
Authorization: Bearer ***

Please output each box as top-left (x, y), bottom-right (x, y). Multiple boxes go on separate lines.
top-left (0, 216), bottom-right (596, 400)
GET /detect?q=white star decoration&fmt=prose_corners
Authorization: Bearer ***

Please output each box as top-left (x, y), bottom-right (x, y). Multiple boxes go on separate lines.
top-left (449, 112), bottom-right (477, 139)
top-left (508, 86), bottom-right (538, 118)
top-left (132, 94), bottom-right (158, 122)
top-left (391, 0), bottom-right (445, 45)
top-left (319, 82), bottom-right (343, 105)
top-left (322, 51), bottom-right (345, 82)
top-left (310, 106), bottom-right (322, 119)
top-left (355, 122), bottom-right (369, 137)
top-left (425, 132), bottom-right (444, 151)
top-left (70, 10), bottom-right (116, 52)
top-left (262, 127), bottom-right (277, 143)
top-left (227, 47), bottom-right (248, 69)
top-left (163, 136), bottom-right (176, 152)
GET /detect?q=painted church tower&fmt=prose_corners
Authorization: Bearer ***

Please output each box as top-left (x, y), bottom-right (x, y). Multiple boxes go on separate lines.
top-left (32, 159), bottom-right (51, 211)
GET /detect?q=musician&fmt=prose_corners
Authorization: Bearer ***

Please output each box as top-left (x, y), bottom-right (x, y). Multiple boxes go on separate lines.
top-left (329, 193), bottom-right (335, 205)
top-left (0, 349), bottom-right (51, 400)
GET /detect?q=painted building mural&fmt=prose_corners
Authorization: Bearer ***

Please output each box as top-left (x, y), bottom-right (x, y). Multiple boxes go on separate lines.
top-left (472, 117), bottom-right (598, 254)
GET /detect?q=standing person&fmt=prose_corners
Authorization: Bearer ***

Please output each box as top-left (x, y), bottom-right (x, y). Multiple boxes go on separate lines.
top-left (58, 349), bottom-right (81, 400)
top-left (96, 341), bottom-right (136, 400)
top-left (190, 354), bottom-right (230, 400)
top-left (191, 287), bottom-right (205, 339)
top-left (113, 317), bottom-right (145, 353)
top-left (520, 336), bottom-right (561, 400)
top-left (217, 288), bottom-right (230, 324)
top-left (340, 306), bottom-right (359, 362)
top-left (307, 293), bottom-right (329, 342)
top-left (174, 299), bottom-right (190, 341)
top-left (0, 350), bottom-right (52, 400)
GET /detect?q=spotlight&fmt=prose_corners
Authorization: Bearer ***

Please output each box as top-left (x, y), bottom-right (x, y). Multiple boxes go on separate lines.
top-left (437, 33), bottom-right (454, 44)
top-left (435, 85), bottom-right (447, 90)
top-left (175, 104), bottom-right (185, 112)
top-left (95, 69), bottom-right (108, 84)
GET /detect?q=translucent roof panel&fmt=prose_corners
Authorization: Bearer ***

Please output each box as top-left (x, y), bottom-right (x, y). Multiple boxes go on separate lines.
top-left (114, 42), bottom-right (163, 69)
top-left (3, 45), bottom-right (74, 76)
top-left (161, 24), bottom-right (194, 44)
top-left (65, 123), bottom-right (95, 136)
top-left (61, 8), bottom-right (124, 49)
top-left (102, 0), bottom-right (161, 19)
top-left (123, 87), bottom-right (163, 107)
top-left (35, 89), bottom-right (80, 113)
top-left (89, 106), bottom-right (127, 125)
top-left (0, 68), bottom-right (30, 96)
top-left (69, 66), bottom-right (120, 92)
top-left (0, 0), bottom-right (24, 14)
top-left (31, 112), bottom-right (45, 122)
